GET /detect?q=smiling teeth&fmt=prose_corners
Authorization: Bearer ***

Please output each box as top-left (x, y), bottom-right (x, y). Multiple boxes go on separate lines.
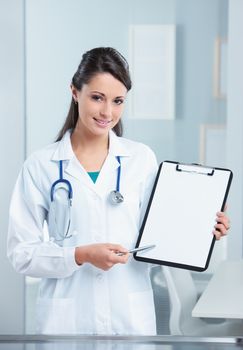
top-left (96, 119), bottom-right (110, 125)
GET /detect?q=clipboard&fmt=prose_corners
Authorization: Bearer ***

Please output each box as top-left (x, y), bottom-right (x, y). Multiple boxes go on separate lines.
top-left (134, 161), bottom-right (233, 272)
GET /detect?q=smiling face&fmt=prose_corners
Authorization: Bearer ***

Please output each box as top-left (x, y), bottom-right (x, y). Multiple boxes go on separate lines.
top-left (71, 73), bottom-right (127, 139)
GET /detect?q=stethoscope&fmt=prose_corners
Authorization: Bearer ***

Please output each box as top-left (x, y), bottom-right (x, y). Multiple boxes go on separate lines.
top-left (109, 156), bottom-right (124, 204)
top-left (50, 156), bottom-right (123, 240)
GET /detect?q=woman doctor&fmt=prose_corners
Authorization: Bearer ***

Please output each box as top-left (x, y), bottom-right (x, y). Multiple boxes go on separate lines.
top-left (7, 47), bottom-right (230, 335)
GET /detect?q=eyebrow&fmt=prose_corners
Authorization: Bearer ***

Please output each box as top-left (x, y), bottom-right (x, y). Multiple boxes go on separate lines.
top-left (90, 90), bottom-right (125, 99)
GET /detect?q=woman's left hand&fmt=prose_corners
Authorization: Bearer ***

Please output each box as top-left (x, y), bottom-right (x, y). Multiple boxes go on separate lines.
top-left (213, 210), bottom-right (230, 240)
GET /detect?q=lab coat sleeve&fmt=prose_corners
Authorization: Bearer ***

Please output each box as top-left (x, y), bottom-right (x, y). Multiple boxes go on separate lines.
top-left (7, 157), bottom-right (80, 278)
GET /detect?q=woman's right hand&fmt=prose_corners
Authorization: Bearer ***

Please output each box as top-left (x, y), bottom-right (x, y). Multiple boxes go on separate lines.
top-left (75, 243), bottom-right (129, 270)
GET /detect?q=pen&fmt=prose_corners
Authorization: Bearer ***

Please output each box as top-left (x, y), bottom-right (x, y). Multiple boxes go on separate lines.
top-left (117, 244), bottom-right (156, 256)
top-left (129, 244), bottom-right (156, 254)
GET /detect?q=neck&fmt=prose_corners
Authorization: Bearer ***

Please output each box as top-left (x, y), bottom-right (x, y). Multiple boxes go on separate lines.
top-left (70, 126), bottom-right (109, 172)
top-left (71, 127), bottom-right (109, 154)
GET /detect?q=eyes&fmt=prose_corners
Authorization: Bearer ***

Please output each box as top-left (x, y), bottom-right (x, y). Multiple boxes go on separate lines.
top-left (114, 98), bottom-right (124, 105)
top-left (91, 94), bottom-right (124, 105)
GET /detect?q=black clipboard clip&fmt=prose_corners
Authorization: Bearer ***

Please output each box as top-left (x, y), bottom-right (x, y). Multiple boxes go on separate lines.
top-left (176, 163), bottom-right (214, 176)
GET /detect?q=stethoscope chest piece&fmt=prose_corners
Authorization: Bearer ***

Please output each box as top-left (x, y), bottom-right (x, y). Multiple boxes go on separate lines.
top-left (109, 190), bottom-right (124, 205)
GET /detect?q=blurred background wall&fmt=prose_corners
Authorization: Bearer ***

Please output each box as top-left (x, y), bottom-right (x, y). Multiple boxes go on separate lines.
top-left (1, 0), bottom-right (243, 334)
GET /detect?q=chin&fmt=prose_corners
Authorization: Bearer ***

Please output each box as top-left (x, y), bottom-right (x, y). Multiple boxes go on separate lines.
top-left (91, 127), bottom-right (111, 137)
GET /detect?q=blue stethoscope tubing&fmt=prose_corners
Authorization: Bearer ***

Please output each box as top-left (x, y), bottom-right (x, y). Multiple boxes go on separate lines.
top-left (49, 156), bottom-right (123, 240)
top-left (50, 160), bottom-right (73, 203)
top-left (116, 156), bottom-right (121, 194)
top-left (50, 156), bottom-right (122, 203)
top-left (50, 160), bottom-right (73, 240)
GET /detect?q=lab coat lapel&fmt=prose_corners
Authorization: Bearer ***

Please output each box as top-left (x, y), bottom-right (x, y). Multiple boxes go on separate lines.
top-left (66, 154), bottom-right (120, 198)
top-left (65, 157), bottom-right (96, 193)
top-left (94, 131), bottom-right (131, 196)
top-left (94, 154), bottom-right (120, 197)
top-left (51, 130), bottom-right (131, 197)
top-left (51, 131), bottom-right (95, 193)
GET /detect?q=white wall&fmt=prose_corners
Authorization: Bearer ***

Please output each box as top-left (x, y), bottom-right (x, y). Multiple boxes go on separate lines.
top-left (226, 0), bottom-right (243, 259)
top-left (0, 0), bottom-right (25, 333)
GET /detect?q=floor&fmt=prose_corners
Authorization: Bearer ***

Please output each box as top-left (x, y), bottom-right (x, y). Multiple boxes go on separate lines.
top-left (0, 336), bottom-right (242, 350)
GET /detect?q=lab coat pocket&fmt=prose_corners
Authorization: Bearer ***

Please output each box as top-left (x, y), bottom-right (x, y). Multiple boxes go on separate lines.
top-left (128, 290), bottom-right (156, 335)
top-left (36, 298), bottom-right (76, 334)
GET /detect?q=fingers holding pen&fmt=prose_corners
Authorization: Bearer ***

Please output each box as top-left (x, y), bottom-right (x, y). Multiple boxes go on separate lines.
top-left (108, 243), bottom-right (130, 264)
top-left (75, 243), bottom-right (129, 271)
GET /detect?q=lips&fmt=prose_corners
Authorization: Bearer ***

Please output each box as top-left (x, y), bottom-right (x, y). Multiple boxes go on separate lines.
top-left (93, 118), bottom-right (111, 127)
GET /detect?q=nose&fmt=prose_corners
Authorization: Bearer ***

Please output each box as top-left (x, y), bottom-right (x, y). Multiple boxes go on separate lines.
top-left (100, 101), bottom-right (112, 119)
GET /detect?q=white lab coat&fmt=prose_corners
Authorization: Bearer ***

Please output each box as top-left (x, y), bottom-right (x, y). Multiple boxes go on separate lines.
top-left (7, 130), bottom-right (158, 335)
